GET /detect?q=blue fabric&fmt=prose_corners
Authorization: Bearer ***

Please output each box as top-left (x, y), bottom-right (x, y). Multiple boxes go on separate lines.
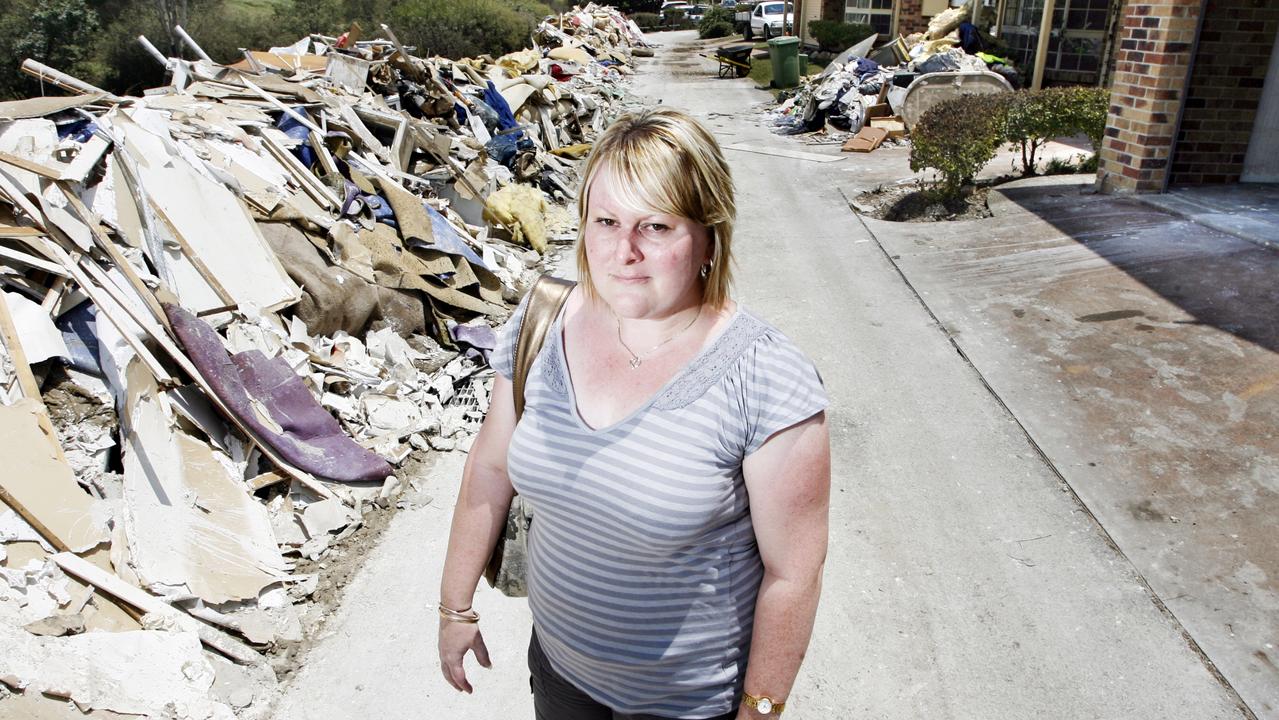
top-left (56, 302), bottom-right (101, 375)
top-left (58, 119), bottom-right (97, 142)
top-left (424, 204), bottom-right (489, 269)
top-left (959, 22), bottom-right (983, 54)
top-left (485, 133), bottom-right (535, 167)
top-left (276, 107), bottom-right (316, 168)
top-left (484, 81), bottom-right (522, 135)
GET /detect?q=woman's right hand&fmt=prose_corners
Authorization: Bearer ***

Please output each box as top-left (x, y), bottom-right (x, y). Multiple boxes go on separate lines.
top-left (438, 617), bottom-right (492, 693)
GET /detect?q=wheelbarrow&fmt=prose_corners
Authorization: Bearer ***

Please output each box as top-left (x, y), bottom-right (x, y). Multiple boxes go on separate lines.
top-left (702, 43), bottom-right (753, 78)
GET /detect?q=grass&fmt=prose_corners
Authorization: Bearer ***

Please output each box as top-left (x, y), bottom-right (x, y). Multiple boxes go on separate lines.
top-left (224, 0), bottom-right (289, 23)
top-left (745, 41), bottom-right (827, 90)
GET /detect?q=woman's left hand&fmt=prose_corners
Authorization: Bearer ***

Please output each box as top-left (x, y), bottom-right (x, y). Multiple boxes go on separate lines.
top-left (438, 617), bottom-right (492, 694)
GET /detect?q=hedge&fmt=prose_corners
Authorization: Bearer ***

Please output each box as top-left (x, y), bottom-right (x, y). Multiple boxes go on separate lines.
top-left (910, 85), bottom-right (1110, 198)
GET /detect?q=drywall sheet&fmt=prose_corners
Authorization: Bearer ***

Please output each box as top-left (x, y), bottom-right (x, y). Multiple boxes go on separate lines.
top-left (0, 399), bottom-right (109, 552)
top-left (0, 624), bottom-right (235, 719)
top-left (120, 361), bottom-right (287, 604)
top-left (115, 116), bottom-right (300, 314)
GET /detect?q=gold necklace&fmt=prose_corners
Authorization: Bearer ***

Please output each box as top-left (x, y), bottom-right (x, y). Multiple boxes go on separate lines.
top-left (614, 306), bottom-right (703, 369)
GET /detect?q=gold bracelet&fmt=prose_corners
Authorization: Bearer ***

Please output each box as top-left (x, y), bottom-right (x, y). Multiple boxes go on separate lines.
top-left (437, 604), bottom-right (480, 624)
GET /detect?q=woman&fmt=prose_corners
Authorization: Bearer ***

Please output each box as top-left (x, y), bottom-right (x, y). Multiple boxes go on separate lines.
top-left (438, 107), bottom-right (830, 719)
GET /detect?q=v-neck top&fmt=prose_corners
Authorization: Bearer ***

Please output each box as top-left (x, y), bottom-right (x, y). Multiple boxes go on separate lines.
top-left (491, 290), bottom-right (828, 718)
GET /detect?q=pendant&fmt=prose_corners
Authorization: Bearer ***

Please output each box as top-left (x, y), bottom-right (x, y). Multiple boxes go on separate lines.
top-left (628, 357), bottom-right (642, 369)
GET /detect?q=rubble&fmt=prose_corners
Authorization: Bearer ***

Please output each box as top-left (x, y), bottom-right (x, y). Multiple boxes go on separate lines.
top-left (770, 1), bottom-right (1018, 147)
top-left (0, 4), bottom-right (647, 716)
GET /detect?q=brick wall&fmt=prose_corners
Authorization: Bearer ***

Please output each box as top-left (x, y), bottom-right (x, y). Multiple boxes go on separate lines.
top-left (898, 0), bottom-right (929, 36)
top-left (1168, 0), bottom-right (1279, 185)
top-left (1098, 0), bottom-right (1203, 193)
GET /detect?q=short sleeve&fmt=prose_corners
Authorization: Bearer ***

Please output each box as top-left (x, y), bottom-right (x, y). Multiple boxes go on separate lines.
top-left (488, 291), bottom-right (532, 380)
top-left (742, 331), bottom-right (829, 455)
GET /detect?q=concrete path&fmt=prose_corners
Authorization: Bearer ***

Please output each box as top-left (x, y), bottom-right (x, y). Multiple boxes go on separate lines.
top-left (272, 31), bottom-right (1249, 720)
top-left (861, 173), bottom-right (1279, 718)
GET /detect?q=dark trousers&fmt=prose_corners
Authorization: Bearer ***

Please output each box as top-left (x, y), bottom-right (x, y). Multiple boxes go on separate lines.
top-left (528, 631), bottom-right (738, 720)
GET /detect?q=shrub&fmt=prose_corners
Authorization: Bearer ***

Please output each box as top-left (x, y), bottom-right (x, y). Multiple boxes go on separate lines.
top-left (910, 92), bottom-right (1011, 200)
top-left (631, 11), bottom-right (659, 28)
top-left (1004, 86), bottom-right (1109, 174)
top-left (390, 0), bottom-right (550, 60)
top-left (699, 6), bottom-right (735, 38)
top-left (809, 20), bottom-right (873, 54)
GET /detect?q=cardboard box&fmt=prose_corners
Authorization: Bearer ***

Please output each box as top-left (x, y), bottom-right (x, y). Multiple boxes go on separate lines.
top-left (842, 126), bottom-right (889, 153)
top-left (870, 115), bottom-right (907, 139)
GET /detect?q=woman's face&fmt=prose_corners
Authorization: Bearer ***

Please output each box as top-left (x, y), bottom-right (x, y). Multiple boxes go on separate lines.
top-left (583, 167), bottom-right (711, 320)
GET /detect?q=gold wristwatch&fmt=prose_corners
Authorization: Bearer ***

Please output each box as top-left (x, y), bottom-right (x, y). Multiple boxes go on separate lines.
top-left (743, 691), bottom-right (786, 716)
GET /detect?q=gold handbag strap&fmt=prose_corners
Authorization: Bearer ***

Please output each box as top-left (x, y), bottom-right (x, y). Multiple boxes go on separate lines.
top-left (513, 275), bottom-right (575, 420)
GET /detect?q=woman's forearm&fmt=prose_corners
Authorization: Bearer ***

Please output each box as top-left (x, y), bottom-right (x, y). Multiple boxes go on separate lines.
top-left (739, 567), bottom-right (824, 714)
top-left (438, 458), bottom-right (516, 610)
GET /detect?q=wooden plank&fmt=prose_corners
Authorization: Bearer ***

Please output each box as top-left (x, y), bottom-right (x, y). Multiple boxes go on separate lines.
top-left (0, 151), bottom-right (65, 180)
top-left (32, 239), bottom-right (175, 385)
top-left (56, 181), bottom-right (168, 327)
top-left (0, 294), bottom-right (62, 458)
top-left (0, 244), bottom-right (67, 275)
top-left (308, 129), bottom-right (340, 180)
top-left (261, 134), bottom-right (340, 209)
top-left (241, 78), bottom-right (324, 135)
top-left (40, 277), bottom-right (69, 311)
top-left (29, 237), bottom-right (335, 499)
top-left (52, 552), bottom-right (265, 665)
top-left (0, 225), bottom-right (46, 239)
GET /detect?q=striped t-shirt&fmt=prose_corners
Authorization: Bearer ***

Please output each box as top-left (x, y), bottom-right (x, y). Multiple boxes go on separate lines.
top-left (492, 293), bottom-right (827, 718)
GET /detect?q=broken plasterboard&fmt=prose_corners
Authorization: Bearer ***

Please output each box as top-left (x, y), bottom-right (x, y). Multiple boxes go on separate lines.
top-left (0, 624), bottom-right (236, 720)
top-left (114, 115), bottom-right (301, 315)
top-left (119, 361), bottom-right (287, 604)
top-left (0, 399), bottom-right (110, 553)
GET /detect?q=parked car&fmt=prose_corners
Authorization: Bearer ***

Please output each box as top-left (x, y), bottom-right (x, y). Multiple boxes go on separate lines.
top-left (748, 1), bottom-right (794, 39)
top-left (720, 0), bottom-right (737, 7)
top-left (686, 4), bottom-right (710, 21)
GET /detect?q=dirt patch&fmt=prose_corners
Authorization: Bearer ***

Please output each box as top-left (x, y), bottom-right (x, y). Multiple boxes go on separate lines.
top-left (266, 449), bottom-right (443, 680)
top-left (851, 180), bottom-right (995, 222)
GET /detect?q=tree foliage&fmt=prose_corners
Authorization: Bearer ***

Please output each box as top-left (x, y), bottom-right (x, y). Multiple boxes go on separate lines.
top-left (0, 0), bottom-right (560, 99)
top-left (698, 6), bottom-right (736, 39)
top-left (1004, 86), bottom-right (1109, 174)
top-left (0, 0), bottom-right (100, 98)
top-left (808, 20), bottom-right (873, 55)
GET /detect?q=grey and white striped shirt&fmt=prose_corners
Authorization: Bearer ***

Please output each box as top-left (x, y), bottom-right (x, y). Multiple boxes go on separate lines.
top-left (492, 295), bottom-right (827, 718)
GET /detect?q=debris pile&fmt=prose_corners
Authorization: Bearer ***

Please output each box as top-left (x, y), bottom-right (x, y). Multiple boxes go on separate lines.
top-left (771, 0), bottom-right (1019, 149)
top-left (0, 5), bottom-right (645, 717)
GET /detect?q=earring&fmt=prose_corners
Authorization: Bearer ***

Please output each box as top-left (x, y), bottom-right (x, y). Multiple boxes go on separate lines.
top-left (700, 262), bottom-right (711, 279)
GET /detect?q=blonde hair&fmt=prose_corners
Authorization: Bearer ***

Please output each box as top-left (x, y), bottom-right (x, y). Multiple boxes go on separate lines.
top-left (575, 107), bottom-right (736, 309)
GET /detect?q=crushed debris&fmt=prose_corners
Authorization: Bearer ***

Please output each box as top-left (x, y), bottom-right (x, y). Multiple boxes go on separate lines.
top-left (770, 0), bottom-right (1018, 147)
top-left (0, 4), bottom-right (648, 717)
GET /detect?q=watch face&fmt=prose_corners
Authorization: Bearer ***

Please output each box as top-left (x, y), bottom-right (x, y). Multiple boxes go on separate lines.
top-left (757, 698), bottom-right (773, 714)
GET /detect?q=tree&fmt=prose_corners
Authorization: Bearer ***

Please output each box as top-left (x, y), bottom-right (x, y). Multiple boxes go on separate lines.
top-left (0, 0), bottom-right (100, 98)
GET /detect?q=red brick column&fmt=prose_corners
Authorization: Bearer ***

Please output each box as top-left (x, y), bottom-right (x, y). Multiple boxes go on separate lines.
top-left (897, 0), bottom-right (929, 36)
top-left (1097, 0), bottom-right (1204, 193)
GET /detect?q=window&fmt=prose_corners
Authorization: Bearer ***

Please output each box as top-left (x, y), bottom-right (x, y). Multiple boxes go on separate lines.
top-left (844, 0), bottom-right (892, 35)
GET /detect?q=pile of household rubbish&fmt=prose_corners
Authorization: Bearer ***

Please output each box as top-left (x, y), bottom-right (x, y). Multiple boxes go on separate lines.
top-left (773, 0), bottom-right (1020, 150)
top-left (0, 5), bottom-right (646, 718)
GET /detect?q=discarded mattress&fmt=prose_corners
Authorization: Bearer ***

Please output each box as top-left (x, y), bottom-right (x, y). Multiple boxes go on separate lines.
top-left (164, 303), bottom-right (392, 483)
